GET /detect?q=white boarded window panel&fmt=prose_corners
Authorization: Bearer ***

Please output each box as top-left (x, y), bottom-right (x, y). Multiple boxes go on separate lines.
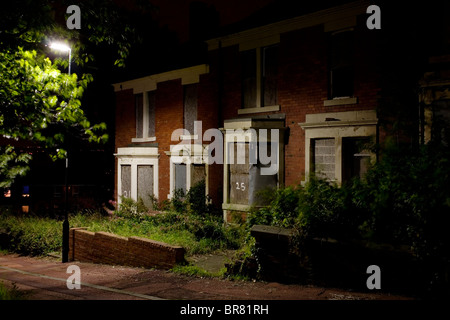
top-left (121, 165), bottom-right (131, 198)
top-left (313, 138), bottom-right (335, 180)
top-left (175, 163), bottom-right (187, 194)
top-left (137, 165), bottom-right (153, 209)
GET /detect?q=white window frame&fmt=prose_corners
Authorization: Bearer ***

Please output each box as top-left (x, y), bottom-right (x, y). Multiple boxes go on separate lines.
top-left (238, 39), bottom-right (280, 115)
top-left (221, 118), bottom-right (286, 221)
top-left (115, 147), bottom-right (159, 204)
top-left (132, 91), bottom-right (157, 143)
top-left (299, 110), bottom-right (378, 184)
top-left (165, 143), bottom-right (209, 200)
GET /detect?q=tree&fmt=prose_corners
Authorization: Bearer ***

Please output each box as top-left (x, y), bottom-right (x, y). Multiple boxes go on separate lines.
top-left (0, 0), bottom-right (163, 187)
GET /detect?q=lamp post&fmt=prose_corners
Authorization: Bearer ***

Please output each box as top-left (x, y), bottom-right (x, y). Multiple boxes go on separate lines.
top-left (50, 42), bottom-right (71, 263)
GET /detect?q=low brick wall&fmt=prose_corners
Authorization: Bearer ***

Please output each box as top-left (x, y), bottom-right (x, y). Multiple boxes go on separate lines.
top-left (250, 225), bottom-right (423, 295)
top-left (68, 228), bottom-right (185, 269)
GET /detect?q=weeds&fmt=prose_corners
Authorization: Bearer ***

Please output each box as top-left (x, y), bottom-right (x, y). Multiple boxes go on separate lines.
top-left (0, 282), bottom-right (26, 300)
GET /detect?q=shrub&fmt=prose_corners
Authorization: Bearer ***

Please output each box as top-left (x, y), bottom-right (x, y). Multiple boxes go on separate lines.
top-left (115, 196), bottom-right (148, 220)
top-left (248, 186), bottom-right (301, 228)
top-left (0, 213), bottom-right (61, 256)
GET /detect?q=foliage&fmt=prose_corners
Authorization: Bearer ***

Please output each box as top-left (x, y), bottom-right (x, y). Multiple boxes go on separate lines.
top-left (248, 138), bottom-right (450, 292)
top-left (0, 213), bottom-right (62, 256)
top-left (248, 186), bottom-right (301, 228)
top-left (248, 176), bottom-right (366, 240)
top-left (0, 204), bottom-right (246, 256)
top-left (0, 0), bottom-right (163, 187)
top-left (356, 139), bottom-right (450, 261)
top-left (0, 47), bottom-right (107, 187)
top-left (0, 282), bottom-right (26, 300)
top-left (171, 264), bottom-right (227, 278)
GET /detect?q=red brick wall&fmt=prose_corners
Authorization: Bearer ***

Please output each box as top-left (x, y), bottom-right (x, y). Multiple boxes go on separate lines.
top-left (155, 79), bottom-right (184, 200)
top-left (114, 89), bottom-right (135, 199)
top-left (113, 18), bottom-right (383, 207)
top-left (211, 24), bottom-right (381, 187)
top-left (68, 228), bottom-right (185, 269)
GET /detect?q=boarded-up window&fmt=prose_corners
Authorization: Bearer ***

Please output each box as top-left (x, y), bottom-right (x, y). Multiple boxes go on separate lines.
top-left (312, 138), bottom-right (335, 181)
top-left (330, 31), bottom-right (354, 98)
top-left (228, 142), bottom-right (254, 205)
top-left (184, 84), bottom-right (198, 135)
top-left (135, 93), bottom-right (143, 138)
top-left (241, 49), bottom-right (257, 109)
top-left (250, 141), bottom-right (278, 205)
top-left (175, 163), bottom-right (187, 193)
top-left (191, 164), bottom-right (206, 187)
top-left (121, 165), bottom-right (131, 198)
top-left (148, 91), bottom-right (156, 137)
top-left (262, 45), bottom-right (278, 107)
top-left (137, 165), bottom-right (153, 209)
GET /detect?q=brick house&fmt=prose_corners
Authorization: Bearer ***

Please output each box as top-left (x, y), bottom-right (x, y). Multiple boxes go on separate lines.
top-left (112, 0), bottom-right (421, 222)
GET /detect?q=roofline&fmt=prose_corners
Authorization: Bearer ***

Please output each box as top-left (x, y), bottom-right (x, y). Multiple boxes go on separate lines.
top-left (206, 0), bottom-right (369, 51)
top-left (112, 64), bottom-right (209, 93)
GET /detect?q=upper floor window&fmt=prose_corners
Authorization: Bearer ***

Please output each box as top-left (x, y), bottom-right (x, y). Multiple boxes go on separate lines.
top-left (133, 91), bottom-right (156, 142)
top-left (183, 84), bottom-right (198, 136)
top-left (241, 45), bottom-right (279, 112)
top-left (329, 30), bottom-right (354, 99)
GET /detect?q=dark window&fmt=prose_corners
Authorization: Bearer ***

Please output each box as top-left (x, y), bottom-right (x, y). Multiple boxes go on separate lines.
top-left (191, 164), bottom-right (206, 187)
top-left (241, 49), bottom-right (257, 108)
top-left (147, 91), bottom-right (156, 137)
top-left (262, 45), bottom-right (278, 106)
top-left (183, 84), bottom-right (198, 135)
top-left (329, 31), bottom-right (354, 98)
top-left (342, 137), bottom-right (370, 182)
top-left (241, 45), bottom-right (278, 109)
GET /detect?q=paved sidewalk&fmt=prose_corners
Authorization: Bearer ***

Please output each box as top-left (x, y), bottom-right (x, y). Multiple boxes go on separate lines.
top-left (0, 253), bottom-right (413, 301)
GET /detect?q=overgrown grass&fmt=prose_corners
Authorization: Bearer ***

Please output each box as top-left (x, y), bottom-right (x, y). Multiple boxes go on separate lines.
top-left (0, 282), bottom-right (26, 300)
top-left (171, 264), bottom-right (227, 278)
top-left (0, 209), bottom-right (247, 257)
top-left (0, 213), bottom-right (62, 256)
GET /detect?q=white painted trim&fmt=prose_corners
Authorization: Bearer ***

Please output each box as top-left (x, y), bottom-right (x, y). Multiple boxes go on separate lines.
top-left (207, 1), bottom-right (369, 51)
top-left (323, 97), bottom-right (358, 106)
top-left (238, 105), bottom-right (280, 115)
top-left (299, 110), bottom-right (377, 184)
top-left (222, 119), bottom-right (285, 221)
top-left (166, 144), bottom-right (210, 200)
top-left (113, 64), bottom-right (210, 93)
top-left (131, 137), bottom-right (157, 143)
top-left (115, 147), bottom-right (159, 203)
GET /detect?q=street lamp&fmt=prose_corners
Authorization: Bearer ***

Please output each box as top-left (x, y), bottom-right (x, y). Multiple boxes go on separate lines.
top-left (49, 42), bottom-right (71, 75)
top-left (50, 42), bottom-right (71, 263)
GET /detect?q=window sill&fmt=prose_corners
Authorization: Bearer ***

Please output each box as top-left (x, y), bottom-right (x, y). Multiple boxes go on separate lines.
top-left (238, 105), bottom-right (280, 115)
top-left (323, 97), bottom-right (358, 107)
top-left (222, 203), bottom-right (251, 212)
top-left (180, 135), bottom-right (199, 141)
top-left (131, 137), bottom-right (156, 143)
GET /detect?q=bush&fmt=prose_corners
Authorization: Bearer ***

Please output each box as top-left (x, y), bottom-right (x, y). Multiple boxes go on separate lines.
top-left (0, 213), bottom-right (62, 256)
top-left (248, 175), bottom-right (366, 240)
top-left (248, 138), bottom-right (450, 294)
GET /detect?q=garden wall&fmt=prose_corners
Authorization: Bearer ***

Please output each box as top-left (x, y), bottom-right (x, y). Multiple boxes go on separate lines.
top-left (250, 225), bottom-right (424, 296)
top-left (68, 228), bottom-right (185, 269)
